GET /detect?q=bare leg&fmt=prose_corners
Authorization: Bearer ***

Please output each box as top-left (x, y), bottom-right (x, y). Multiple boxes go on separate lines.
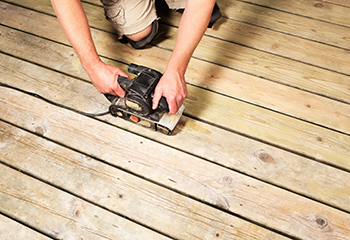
top-left (126, 23), bottom-right (152, 42)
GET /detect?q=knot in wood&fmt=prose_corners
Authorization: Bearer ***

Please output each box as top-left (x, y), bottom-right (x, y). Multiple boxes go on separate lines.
top-left (271, 44), bottom-right (279, 50)
top-left (316, 216), bottom-right (328, 228)
top-left (257, 152), bottom-right (275, 163)
top-left (314, 3), bottom-right (324, 8)
top-left (34, 126), bottom-right (46, 135)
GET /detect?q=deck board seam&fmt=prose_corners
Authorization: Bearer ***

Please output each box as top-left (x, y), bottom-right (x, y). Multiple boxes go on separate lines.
top-left (223, 14), bottom-right (350, 52)
top-left (322, 1), bottom-right (350, 8)
top-left (153, 42), bottom-right (350, 105)
top-left (2, 52), bottom-right (349, 167)
top-left (3, 1), bottom-right (350, 105)
top-left (236, 0), bottom-right (350, 29)
top-left (2, 108), bottom-right (350, 216)
top-left (2, 47), bottom-right (349, 167)
top-left (0, 145), bottom-right (178, 240)
top-left (0, 118), bottom-right (345, 239)
top-left (0, 210), bottom-right (55, 239)
top-left (0, 122), bottom-right (298, 240)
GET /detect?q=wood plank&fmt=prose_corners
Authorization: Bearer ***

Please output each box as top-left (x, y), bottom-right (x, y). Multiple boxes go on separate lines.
top-left (241, 0), bottom-right (350, 28)
top-left (216, 0), bottom-right (350, 48)
top-left (323, 0), bottom-right (350, 7)
top-left (85, 0), bottom-right (350, 48)
top-left (156, 7), bottom-right (350, 76)
top-left (0, 214), bottom-right (52, 240)
top-left (0, 164), bottom-right (171, 240)
top-left (8, 0), bottom-right (350, 102)
top-left (1, 18), bottom-right (350, 171)
top-left (1, 88), bottom-right (350, 240)
top-left (2, 53), bottom-right (350, 217)
top-left (157, 22), bottom-right (350, 89)
top-left (0, 121), bottom-right (287, 240)
top-left (3, 1), bottom-right (350, 126)
top-left (1, 0), bottom-right (349, 238)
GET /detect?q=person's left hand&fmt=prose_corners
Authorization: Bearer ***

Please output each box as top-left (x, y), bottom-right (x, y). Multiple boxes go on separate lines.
top-left (152, 69), bottom-right (188, 114)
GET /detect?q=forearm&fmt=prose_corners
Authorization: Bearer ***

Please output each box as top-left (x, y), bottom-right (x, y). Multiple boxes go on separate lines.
top-left (166, 0), bottom-right (215, 74)
top-left (51, 0), bottom-right (127, 96)
top-left (153, 0), bottom-right (215, 113)
top-left (50, 0), bottom-right (100, 71)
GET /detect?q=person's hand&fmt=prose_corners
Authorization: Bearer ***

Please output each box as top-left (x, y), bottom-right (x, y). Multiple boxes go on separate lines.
top-left (152, 69), bottom-right (188, 114)
top-left (86, 60), bottom-right (129, 97)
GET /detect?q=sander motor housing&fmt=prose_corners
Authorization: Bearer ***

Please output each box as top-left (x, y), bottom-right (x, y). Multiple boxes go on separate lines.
top-left (105, 64), bottom-right (185, 135)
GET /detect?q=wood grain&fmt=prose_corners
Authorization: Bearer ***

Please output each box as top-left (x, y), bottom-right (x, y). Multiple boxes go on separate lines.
top-left (1, 22), bottom-right (349, 170)
top-left (242, 0), bottom-right (350, 28)
top-left (1, 0), bottom-right (350, 239)
top-left (0, 120), bottom-right (287, 240)
top-left (1, 52), bottom-right (350, 215)
top-left (0, 215), bottom-right (51, 240)
top-left (0, 164), bottom-right (173, 240)
top-left (4, 0), bottom-right (350, 101)
top-left (323, 0), bottom-right (350, 7)
top-left (1, 88), bottom-right (350, 239)
top-left (217, 0), bottom-right (350, 47)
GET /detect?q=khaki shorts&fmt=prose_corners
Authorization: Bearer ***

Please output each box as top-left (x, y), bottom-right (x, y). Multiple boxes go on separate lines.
top-left (101, 0), bottom-right (187, 36)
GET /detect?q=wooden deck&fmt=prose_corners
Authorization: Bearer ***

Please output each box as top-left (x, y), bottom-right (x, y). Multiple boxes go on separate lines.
top-left (1, 0), bottom-right (350, 239)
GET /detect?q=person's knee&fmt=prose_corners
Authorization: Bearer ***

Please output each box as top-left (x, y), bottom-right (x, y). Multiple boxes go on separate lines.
top-left (126, 23), bottom-right (153, 42)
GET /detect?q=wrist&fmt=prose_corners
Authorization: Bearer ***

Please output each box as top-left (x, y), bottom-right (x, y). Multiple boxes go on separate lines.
top-left (81, 54), bottom-right (102, 74)
top-left (166, 56), bottom-right (188, 77)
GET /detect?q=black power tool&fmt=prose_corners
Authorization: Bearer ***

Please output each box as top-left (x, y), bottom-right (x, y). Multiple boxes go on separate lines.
top-left (105, 63), bottom-right (185, 135)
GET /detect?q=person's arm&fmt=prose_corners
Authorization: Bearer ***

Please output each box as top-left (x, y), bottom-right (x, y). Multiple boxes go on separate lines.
top-left (50, 0), bottom-right (128, 97)
top-left (152, 0), bottom-right (216, 114)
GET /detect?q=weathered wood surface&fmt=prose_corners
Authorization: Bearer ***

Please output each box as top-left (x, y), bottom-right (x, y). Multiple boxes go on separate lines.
top-left (324, 0), bottom-right (350, 7)
top-left (2, 49), bottom-right (350, 222)
top-left (242, 0), bottom-right (350, 28)
top-left (1, 0), bottom-right (350, 239)
top-left (0, 164), bottom-right (172, 240)
top-left (217, 0), bottom-right (350, 48)
top-left (4, 0), bottom-right (350, 103)
top-left (2, 50), bottom-right (350, 214)
top-left (6, 0), bottom-right (350, 103)
top-left (0, 114), bottom-right (287, 240)
top-left (2, 86), bottom-right (350, 239)
top-left (0, 214), bottom-right (51, 240)
top-left (1, 2), bottom-right (350, 170)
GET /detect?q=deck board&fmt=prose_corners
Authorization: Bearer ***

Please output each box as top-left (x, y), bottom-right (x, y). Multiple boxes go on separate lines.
top-left (2, 52), bottom-right (350, 212)
top-left (0, 93), bottom-right (288, 240)
top-left (5, 0), bottom-right (350, 103)
top-left (0, 214), bottom-right (52, 240)
top-left (241, 0), bottom-right (350, 28)
top-left (1, 0), bottom-right (350, 239)
top-left (218, 0), bottom-right (350, 48)
top-left (1, 20), bottom-right (350, 170)
top-left (2, 87), bottom-right (350, 239)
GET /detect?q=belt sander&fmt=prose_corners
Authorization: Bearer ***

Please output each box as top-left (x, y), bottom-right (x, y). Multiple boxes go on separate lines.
top-left (105, 64), bottom-right (185, 135)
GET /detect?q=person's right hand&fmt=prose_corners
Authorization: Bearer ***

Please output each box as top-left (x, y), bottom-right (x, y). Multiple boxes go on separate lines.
top-left (86, 60), bottom-right (129, 97)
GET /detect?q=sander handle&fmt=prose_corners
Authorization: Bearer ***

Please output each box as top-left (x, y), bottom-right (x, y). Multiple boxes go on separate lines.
top-left (117, 75), bottom-right (169, 112)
